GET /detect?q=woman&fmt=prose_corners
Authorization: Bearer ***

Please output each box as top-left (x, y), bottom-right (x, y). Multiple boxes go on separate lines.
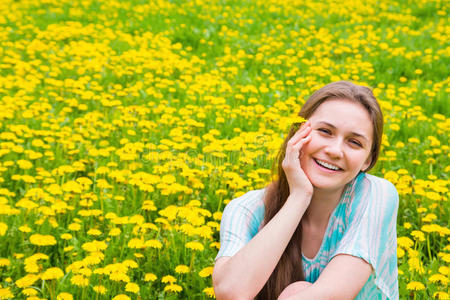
top-left (213, 81), bottom-right (399, 300)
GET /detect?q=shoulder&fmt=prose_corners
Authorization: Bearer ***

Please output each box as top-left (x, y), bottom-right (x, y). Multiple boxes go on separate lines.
top-left (223, 188), bottom-right (266, 215)
top-left (363, 174), bottom-right (399, 202)
top-left (346, 173), bottom-right (398, 219)
top-left (357, 173), bottom-right (399, 219)
top-left (219, 189), bottom-right (266, 239)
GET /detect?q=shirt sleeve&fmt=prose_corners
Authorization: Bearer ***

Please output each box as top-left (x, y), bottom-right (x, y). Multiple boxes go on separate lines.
top-left (215, 190), bottom-right (265, 260)
top-left (330, 176), bottom-right (399, 300)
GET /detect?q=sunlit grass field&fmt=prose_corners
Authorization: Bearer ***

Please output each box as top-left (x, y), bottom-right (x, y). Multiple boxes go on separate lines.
top-left (0, 0), bottom-right (448, 299)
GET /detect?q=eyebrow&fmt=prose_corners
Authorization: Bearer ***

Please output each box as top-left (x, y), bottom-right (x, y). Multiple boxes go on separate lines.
top-left (316, 121), bottom-right (369, 142)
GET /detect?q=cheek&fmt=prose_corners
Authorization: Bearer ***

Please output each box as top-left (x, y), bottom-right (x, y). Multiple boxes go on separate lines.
top-left (302, 133), bottom-right (321, 153)
top-left (352, 152), bottom-right (371, 169)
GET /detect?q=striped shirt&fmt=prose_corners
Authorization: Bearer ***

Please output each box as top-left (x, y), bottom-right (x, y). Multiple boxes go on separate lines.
top-left (216, 172), bottom-right (399, 299)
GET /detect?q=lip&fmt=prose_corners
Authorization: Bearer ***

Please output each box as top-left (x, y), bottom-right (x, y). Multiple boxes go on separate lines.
top-left (313, 158), bottom-right (343, 172)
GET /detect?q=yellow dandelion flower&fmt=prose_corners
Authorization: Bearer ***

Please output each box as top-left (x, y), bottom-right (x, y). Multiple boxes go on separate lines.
top-left (42, 267), bottom-right (64, 280)
top-left (142, 200), bottom-right (157, 211)
top-left (441, 253), bottom-right (450, 263)
top-left (93, 268), bottom-right (107, 275)
top-left (417, 207), bottom-right (427, 213)
top-left (109, 272), bottom-right (130, 283)
top-left (175, 265), bottom-right (190, 274)
top-left (210, 242), bottom-right (220, 249)
top-left (411, 230), bottom-right (425, 242)
top-left (70, 275), bottom-right (89, 287)
top-left (112, 294), bottom-right (131, 300)
top-left (60, 233), bottom-right (72, 240)
top-left (406, 281), bottom-right (425, 291)
top-left (109, 228), bottom-right (121, 236)
top-left (17, 160), bottom-right (33, 169)
top-left (30, 234), bottom-right (57, 246)
top-left (408, 257), bottom-right (425, 274)
top-left (397, 236), bottom-right (413, 249)
top-left (16, 274), bottom-right (40, 288)
top-left (164, 284), bottom-right (183, 293)
top-left (403, 222), bottom-right (411, 229)
top-left (96, 179), bottom-right (113, 189)
top-left (78, 268), bottom-right (92, 277)
top-left (82, 240), bottom-right (108, 252)
top-left (83, 252), bottom-right (104, 265)
top-left (439, 266), bottom-right (449, 275)
top-left (64, 246), bottom-right (74, 252)
top-left (185, 241), bottom-right (204, 251)
top-left (144, 273), bottom-right (157, 282)
top-left (433, 292), bottom-right (449, 300)
top-left (199, 266), bottom-right (214, 278)
top-left (0, 288), bottom-right (13, 299)
top-left (213, 212), bottom-right (222, 220)
top-left (0, 222), bottom-right (7, 236)
top-left (68, 223), bottom-right (81, 231)
top-left (0, 258), bottom-right (10, 267)
top-left (62, 181), bottom-right (82, 193)
top-left (429, 274), bottom-right (448, 285)
top-left (125, 282), bottom-right (140, 293)
top-left (18, 224), bottom-right (32, 233)
top-left (144, 239), bottom-right (163, 249)
top-left (127, 238), bottom-right (145, 249)
top-left (22, 288), bottom-right (38, 296)
top-left (93, 285), bottom-right (107, 294)
top-left (161, 275), bottom-right (177, 284)
top-left (87, 229), bottom-right (102, 236)
top-left (56, 292), bottom-right (73, 300)
top-left (122, 260), bottom-right (138, 268)
top-left (24, 262), bottom-right (39, 273)
top-left (203, 287), bottom-right (215, 298)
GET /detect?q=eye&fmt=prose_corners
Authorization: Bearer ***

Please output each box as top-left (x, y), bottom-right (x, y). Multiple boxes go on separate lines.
top-left (317, 128), bottom-right (331, 135)
top-left (349, 139), bottom-right (362, 147)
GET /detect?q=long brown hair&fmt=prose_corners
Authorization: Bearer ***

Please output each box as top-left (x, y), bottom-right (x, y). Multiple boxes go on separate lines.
top-left (256, 81), bottom-right (383, 299)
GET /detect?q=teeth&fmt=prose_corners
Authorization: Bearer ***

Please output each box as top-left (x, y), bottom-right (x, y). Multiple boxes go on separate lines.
top-left (315, 159), bottom-right (340, 171)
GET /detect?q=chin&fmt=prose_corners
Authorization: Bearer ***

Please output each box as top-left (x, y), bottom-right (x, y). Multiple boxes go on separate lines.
top-left (308, 174), bottom-right (353, 193)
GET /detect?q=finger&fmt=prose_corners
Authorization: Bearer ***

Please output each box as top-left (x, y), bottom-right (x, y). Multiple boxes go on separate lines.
top-left (292, 130), bottom-right (312, 148)
top-left (288, 124), bottom-right (310, 147)
top-left (289, 125), bottom-right (312, 147)
top-left (292, 135), bottom-right (312, 161)
top-left (285, 134), bottom-right (311, 167)
top-left (285, 122), bottom-right (311, 165)
top-left (295, 135), bottom-right (311, 160)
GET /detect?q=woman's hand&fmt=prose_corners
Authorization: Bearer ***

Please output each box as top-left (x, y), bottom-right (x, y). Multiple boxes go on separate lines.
top-left (282, 121), bottom-right (313, 197)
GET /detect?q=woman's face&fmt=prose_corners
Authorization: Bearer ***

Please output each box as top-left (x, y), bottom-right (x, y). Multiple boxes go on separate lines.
top-left (299, 98), bottom-right (373, 193)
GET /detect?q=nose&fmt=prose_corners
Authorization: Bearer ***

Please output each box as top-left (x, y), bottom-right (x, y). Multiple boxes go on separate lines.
top-left (324, 139), bottom-right (344, 159)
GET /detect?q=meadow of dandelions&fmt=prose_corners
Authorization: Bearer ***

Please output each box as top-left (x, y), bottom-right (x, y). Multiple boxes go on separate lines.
top-left (0, 0), bottom-right (448, 299)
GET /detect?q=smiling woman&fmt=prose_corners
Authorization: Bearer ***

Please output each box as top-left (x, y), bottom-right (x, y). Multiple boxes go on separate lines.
top-left (299, 100), bottom-right (373, 192)
top-left (213, 81), bottom-right (399, 300)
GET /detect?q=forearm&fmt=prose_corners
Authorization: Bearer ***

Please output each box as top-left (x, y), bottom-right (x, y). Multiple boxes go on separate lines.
top-left (281, 285), bottom-right (328, 300)
top-left (280, 254), bottom-right (373, 300)
top-left (214, 193), bottom-right (310, 300)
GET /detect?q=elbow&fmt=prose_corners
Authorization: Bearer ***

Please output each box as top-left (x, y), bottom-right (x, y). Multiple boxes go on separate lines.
top-left (213, 277), bottom-right (252, 300)
top-left (214, 285), bottom-right (248, 300)
top-left (214, 280), bottom-right (252, 300)
top-left (213, 259), bottom-right (255, 300)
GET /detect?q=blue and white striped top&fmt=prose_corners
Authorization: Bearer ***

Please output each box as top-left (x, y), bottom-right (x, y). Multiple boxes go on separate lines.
top-left (216, 172), bottom-right (399, 300)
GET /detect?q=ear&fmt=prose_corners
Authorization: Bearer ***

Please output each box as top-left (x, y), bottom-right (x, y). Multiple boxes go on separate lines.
top-left (361, 155), bottom-right (372, 172)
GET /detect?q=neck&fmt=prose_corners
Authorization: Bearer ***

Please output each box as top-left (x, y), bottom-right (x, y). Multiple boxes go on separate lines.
top-left (302, 186), bottom-right (345, 226)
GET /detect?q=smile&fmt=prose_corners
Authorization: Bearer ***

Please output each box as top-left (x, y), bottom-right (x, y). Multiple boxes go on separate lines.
top-left (314, 159), bottom-right (342, 171)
